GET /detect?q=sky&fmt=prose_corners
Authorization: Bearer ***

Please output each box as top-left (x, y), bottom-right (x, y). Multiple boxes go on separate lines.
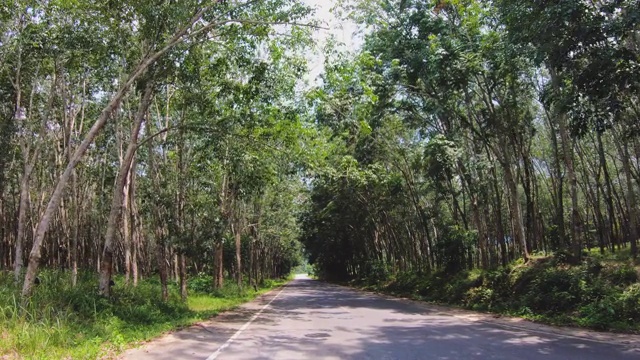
top-left (301, 0), bottom-right (362, 84)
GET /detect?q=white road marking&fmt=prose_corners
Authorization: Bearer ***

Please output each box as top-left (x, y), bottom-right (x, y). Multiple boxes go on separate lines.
top-left (205, 285), bottom-right (288, 360)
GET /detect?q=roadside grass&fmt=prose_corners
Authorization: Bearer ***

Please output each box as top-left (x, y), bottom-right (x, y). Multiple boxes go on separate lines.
top-left (350, 249), bottom-right (640, 334)
top-left (0, 271), bottom-right (288, 359)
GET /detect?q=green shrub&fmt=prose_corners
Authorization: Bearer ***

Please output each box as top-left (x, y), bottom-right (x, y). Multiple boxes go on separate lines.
top-left (188, 273), bottom-right (214, 294)
top-left (619, 283), bottom-right (640, 322)
top-left (464, 287), bottom-right (494, 310)
top-left (357, 253), bottom-right (640, 332)
top-left (523, 268), bottom-right (582, 313)
top-left (603, 264), bottom-right (638, 285)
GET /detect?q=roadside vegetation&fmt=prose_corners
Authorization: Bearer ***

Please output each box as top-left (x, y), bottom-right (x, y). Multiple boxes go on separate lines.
top-left (353, 250), bottom-right (640, 332)
top-left (0, 271), bottom-right (289, 359)
top-left (302, 0), bottom-right (640, 334)
top-left (1, 1), bottom-right (308, 358)
top-left (1, 0), bottom-right (640, 357)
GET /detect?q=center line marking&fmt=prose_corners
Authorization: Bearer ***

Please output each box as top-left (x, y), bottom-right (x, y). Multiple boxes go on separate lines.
top-left (205, 284), bottom-right (289, 360)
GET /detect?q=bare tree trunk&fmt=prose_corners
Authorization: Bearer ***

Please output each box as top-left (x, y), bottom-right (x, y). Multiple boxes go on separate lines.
top-left (20, 7), bottom-right (215, 297)
top-left (14, 161), bottom-right (34, 282)
top-left (597, 131), bottom-right (617, 252)
top-left (176, 121), bottom-right (187, 300)
top-left (215, 143), bottom-right (231, 290)
top-left (158, 240), bottom-right (169, 301)
top-left (70, 76), bottom-right (87, 287)
top-left (130, 140), bottom-right (141, 286)
top-left (549, 67), bottom-right (581, 260)
top-left (123, 170), bottom-right (132, 285)
top-left (131, 198), bottom-right (140, 286)
top-left (233, 219), bottom-right (242, 288)
top-left (179, 253), bottom-right (187, 301)
top-left (214, 242), bottom-right (224, 289)
top-left (15, 69), bottom-right (51, 282)
top-left (621, 142), bottom-right (639, 259)
top-left (504, 163), bottom-right (529, 261)
top-left (576, 139), bottom-right (606, 254)
top-left (129, 157), bottom-right (142, 287)
top-left (562, 123), bottom-right (581, 260)
top-left (99, 83), bottom-right (153, 296)
top-left (69, 160), bottom-right (81, 287)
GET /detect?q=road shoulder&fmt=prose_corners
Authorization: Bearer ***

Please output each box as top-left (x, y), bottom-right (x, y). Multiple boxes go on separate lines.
top-left (118, 285), bottom-right (287, 360)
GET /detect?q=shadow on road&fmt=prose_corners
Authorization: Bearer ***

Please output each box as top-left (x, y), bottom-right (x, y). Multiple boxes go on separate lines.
top-left (239, 278), bottom-right (640, 360)
top-left (122, 277), bottom-right (640, 360)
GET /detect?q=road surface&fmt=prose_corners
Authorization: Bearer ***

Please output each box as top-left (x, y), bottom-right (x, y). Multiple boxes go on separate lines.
top-left (122, 276), bottom-right (640, 359)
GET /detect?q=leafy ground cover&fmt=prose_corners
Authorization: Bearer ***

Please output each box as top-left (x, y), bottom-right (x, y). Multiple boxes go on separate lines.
top-left (0, 271), bottom-right (288, 359)
top-left (351, 250), bottom-right (640, 333)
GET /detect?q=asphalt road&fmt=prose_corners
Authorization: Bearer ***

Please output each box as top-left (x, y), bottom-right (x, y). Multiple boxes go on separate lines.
top-left (122, 276), bottom-right (640, 360)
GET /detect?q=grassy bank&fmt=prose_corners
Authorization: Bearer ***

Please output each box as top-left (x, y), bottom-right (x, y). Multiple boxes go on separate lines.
top-left (353, 250), bottom-right (640, 333)
top-left (0, 271), bottom-right (288, 359)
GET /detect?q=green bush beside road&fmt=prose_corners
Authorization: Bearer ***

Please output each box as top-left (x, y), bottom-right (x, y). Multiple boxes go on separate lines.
top-left (353, 251), bottom-right (640, 333)
top-left (0, 271), bottom-right (288, 359)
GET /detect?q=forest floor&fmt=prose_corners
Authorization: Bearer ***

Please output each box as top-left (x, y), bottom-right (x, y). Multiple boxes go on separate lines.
top-left (0, 272), bottom-right (288, 359)
top-left (347, 248), bottom-right (640, 335)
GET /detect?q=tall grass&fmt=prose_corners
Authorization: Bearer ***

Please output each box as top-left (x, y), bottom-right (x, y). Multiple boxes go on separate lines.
top-left (0, 271), bottom-right (288, 359)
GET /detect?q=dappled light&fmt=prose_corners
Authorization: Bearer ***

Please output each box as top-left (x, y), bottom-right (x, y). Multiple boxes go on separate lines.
top-left (1, 0), bottom-right (640, 358)
top-left (126, 278), bottom-right (639, 360)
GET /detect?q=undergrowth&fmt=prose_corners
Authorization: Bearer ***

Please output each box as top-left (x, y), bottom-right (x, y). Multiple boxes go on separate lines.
top-left (355, 250), bottom-right (640, 333)
top-left (0, 271), bottom-right (288, 359)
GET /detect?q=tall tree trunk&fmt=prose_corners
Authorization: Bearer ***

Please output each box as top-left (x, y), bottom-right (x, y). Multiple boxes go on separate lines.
top-left (99, 83), bottom-right (153, 296)
top-left (130, 144), bottom-right (141, 286)
top-left (157, 240), bottom-right (169, 301)
top-left (504, 163), bottom-right (529, 261)
top-left (176, 115), bottom-right (187, 299)
top-left (549, 67), bottom-right (581, 260)
top-left (123, 170), bottom-right (132, 285)
top-left (20, 8), bottom-right (213, 297)
top-left (214, 242), bottom-right (224, 289)
top-left (14, 68), bottom-right (52, 282)
top-left (14, 161), bottom-right (34, 282)
top-left (179, 253), bottom-right (187, 301)
top-left (543, 96), bottom-right (566, 251)
top-left (233, 220), bottom-right (242, 288)
top-left (597, 131), bottom-right (617, 252)
top-left (621, 142), bottom-right (639, 259)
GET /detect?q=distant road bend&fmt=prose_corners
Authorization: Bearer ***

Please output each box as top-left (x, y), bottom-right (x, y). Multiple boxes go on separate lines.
top-left (123, 275), bottom-right (640, 360)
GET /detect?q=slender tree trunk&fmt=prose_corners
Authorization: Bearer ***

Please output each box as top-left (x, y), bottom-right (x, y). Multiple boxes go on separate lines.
top-left (214, 242), bottom-right (224, 288)
top-left (15, 68), bottom-right (52, 282)
top-left (549, 68), bottom-right (581, 260)
top-left (123, 171), bottom-right (132, 285)
top-left (70, 76), bottom-right (87, 287)
top-left (22, 80), bottom-right (136, 297)
top-left (99, 83), bottom-right (153, 296)
top-left (233, 220), bottom-right (242, 288)
top-left (543, 99), bottom-right (566, 251)
top-left (597, 131), bottom-right (617, 252)
top-left (500, 150), bottom-right (529, 261)
top-left (176, 115), bottom-right (187, 299)
top-left (130, 132), bottom-right (141, 286)
top-left (20, 8), bottom-right (215, 297)
top-left (157, 239), bottom-right (169, 301)
top-left (621, 142), bottom-right (639, 259)
top-left (14, 161), bottom-right (34, 282)
top-left (216, 143), bottom-right (231, 290)
top-left (179, 253), bottom-right (187, 301)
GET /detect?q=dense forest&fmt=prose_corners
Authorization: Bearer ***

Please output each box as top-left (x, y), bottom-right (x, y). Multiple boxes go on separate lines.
top-left (299, 0), bottom-right (640, 333)
top-left (0, 0), bottom-right (315, 299)
top-left (1, 0), bottom-right (640, 356)
top-left (302, 0), bottom-right (640, 279)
